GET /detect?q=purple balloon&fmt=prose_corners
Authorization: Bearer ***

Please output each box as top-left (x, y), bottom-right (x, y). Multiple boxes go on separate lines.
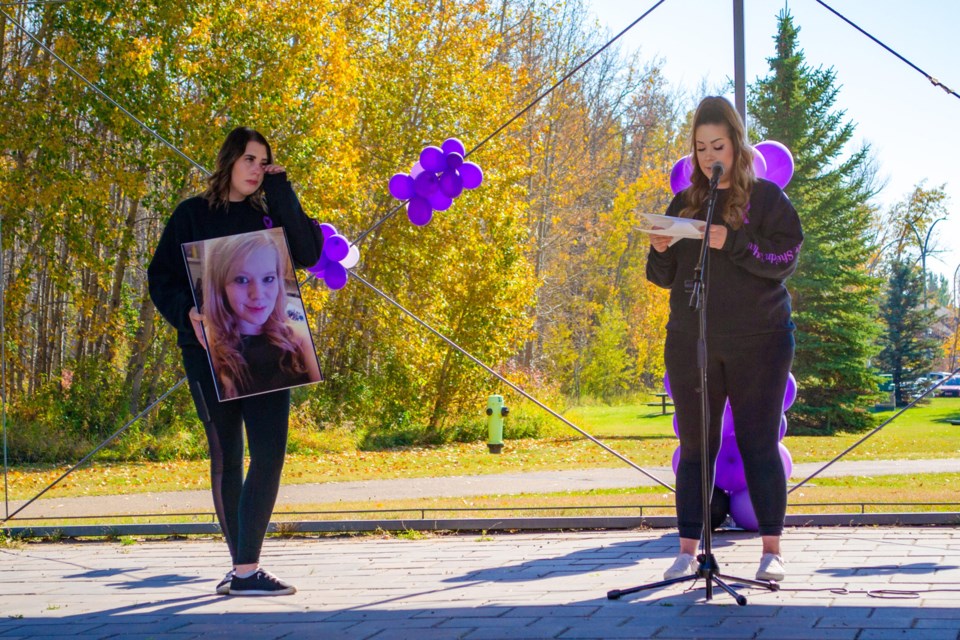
top-left (308, 253), bottom-right (332, 278)
top-left (460, 162), bottom-right (483, 189)
top-left (723, 399), bottom-right (787, 440)
top-left (715, 435), bottom-right (747, 492)
top-left (323, 234), bottom-right (350, 262)
top-left (751, 147), bottom-right (768, 179)
top-left (410, 161), bottom-right (425, 179)
top-left (428, 190), bottom-right (453, 211)
top-left (671, 444), bottom-right (681, 475)
top-left (407, 197), bottom-right (433, 226)
top-left (319, 223), bottom-right (338, 240)
top-left (439, 171), bottom-right (464, 199)
top-left (663, 371), bottom-right (672, 398)
top-left (721, 401), bottom-right (735, 437)
top-left (420, 146), bottom-right (447, 173)
top-left (388, 173), bottom-right (415, 200)
top-left (779, 442), bottom-right (793, 478)
top-left (754, 140), bottom-right (794, 189)
top-left (720, 427), bottom-right (740, 456)
top-left (670, 156), bottom-right (693, 194)
top-left (783, 372), bottom-right (797, 410)
top-left (715, 465), bottom-right (747, 495)
top-left (729, 489), bottom-right (758, 531)
top-left (444, 151), bottom-right (464, 170)
top-left (441, 138), bottom-right (467, 156)
top-left (413, 171), bottom-right (440, 198)
top-left (324, 262), bottom-right (348, 290)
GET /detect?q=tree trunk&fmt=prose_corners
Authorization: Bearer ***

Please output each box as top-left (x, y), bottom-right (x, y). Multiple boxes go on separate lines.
top-left (125, 283), bottom-right (155, 414)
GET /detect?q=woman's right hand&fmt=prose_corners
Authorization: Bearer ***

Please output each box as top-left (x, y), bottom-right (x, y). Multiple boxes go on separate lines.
top-left (650, 229), bottom-right (672, 253)
top-left (189, 307), bottom-right (208, 350)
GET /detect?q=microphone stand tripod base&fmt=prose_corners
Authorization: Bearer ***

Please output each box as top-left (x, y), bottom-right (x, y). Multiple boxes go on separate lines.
top-left (605, 553), bottom-right (779, 605)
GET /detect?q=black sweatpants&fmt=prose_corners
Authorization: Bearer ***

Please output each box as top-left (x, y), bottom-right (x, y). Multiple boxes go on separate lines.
top-left (183, 346), bottom-right (290, 565)
top-left (665, 330), bottom-right (794, 539)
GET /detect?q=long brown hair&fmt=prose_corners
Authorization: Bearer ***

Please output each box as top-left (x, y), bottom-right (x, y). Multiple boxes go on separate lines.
top-left (203, 127), bottom-right (273, 212)
top-left (679, 96), bottom-right (755, 229)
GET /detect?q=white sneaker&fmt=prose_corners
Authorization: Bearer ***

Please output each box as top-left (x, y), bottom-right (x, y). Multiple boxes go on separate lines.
top-left (663, 553), bottom-right (698, 580)
top-left (756, 553), bottom-right (786, 581)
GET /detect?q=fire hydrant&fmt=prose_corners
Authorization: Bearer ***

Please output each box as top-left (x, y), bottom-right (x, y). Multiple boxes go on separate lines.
top-left (486, 395), bottom-right (509, 454)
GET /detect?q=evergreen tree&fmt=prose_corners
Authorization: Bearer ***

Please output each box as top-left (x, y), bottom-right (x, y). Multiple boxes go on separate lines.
top-left (749, 11), bottom-right (882, 433)
top-left (875, 259), bottom-right (939, 406)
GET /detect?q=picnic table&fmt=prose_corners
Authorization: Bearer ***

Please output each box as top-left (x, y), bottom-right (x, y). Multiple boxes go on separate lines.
top-left (647, 392), bottom-right (674, 415)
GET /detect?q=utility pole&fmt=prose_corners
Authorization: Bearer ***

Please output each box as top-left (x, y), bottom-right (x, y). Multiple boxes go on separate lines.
top-left (733, 0), bottom-right (746, 126)
top-left (952, 263), bottom-right (960, 371)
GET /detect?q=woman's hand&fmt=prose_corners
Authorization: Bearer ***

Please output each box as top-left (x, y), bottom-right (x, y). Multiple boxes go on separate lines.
top-left (650, 229), bottom-right (672, 253)
top-left (708, 224), bottom-right (727, 249)
top-left (263, 164), bottom-right (286, 175)
top-left (189, 307), bottom-right (208, 350)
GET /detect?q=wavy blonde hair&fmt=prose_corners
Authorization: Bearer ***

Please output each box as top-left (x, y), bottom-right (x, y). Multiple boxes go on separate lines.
top-left (201, 230), bottom-right (306, 399)
top-left (203, 126), bottom-right (272, 213)
top-left (679, 96), bottom-right (755, 229)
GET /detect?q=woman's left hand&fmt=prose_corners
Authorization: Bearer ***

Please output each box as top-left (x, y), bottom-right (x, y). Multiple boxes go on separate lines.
top-left (709, 224), bottom-right (727, 249)
top-left (263, 164), bottom-right (285, 175)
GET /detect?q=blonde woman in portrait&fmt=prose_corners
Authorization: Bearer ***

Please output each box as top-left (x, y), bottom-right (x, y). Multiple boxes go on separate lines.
top-left (200, 230), bottom-right (321, 400)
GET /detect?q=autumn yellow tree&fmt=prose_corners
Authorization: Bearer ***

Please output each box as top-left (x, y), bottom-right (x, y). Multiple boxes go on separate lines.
top-left (496, 0), bottom-right (683, 400)
top-left (3, 0), bottom-right (688, 461)
top-left (1, 0), bottom-right (362, 456)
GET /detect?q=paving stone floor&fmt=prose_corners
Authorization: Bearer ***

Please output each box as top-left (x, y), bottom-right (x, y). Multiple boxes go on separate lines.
top-left (1, 527), bottom-right (959, 639)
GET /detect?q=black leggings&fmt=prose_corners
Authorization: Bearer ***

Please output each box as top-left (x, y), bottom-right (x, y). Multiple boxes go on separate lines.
top-left (665, 331), bottom-right (794, 539)
top-left (183, 347), bottom-right (290, 565)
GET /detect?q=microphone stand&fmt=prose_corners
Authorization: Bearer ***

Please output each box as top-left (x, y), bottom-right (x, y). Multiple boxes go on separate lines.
top-left (607, 168), bottom-right (778, 605)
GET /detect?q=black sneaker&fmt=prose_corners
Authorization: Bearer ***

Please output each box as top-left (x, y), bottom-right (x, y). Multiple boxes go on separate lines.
top-left (215, 570), bottom-right (235, 595)
top-left (229, 568), bottom-right (296, 596)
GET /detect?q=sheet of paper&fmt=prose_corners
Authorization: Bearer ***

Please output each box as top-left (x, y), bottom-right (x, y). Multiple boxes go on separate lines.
top-left (635, 213), bottom-right (705, 246)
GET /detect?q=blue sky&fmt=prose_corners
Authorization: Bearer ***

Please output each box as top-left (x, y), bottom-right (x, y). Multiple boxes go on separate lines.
top-left (588, 0), bottom-right (960, 286)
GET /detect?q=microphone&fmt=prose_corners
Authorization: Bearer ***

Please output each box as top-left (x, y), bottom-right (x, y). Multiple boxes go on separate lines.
top-left (710, 162), bottom-right (724, 183)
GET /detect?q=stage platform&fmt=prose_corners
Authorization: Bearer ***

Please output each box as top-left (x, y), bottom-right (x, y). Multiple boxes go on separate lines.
top-left (1, 526), bottom-right (958, 639)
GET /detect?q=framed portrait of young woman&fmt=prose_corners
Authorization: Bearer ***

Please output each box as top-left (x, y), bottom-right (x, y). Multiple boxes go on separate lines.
top-left (182, 228), bottom-right (323, 401)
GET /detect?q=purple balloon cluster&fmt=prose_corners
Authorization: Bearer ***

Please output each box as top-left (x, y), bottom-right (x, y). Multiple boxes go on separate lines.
top-left (307, 222), bottom-right (360, 290)
top-left (388, 138), bottom-right (484, 226)
top-left (668, 371), bottom-right (797, 531)
top-left (668, 140), bottom-right (795, 195)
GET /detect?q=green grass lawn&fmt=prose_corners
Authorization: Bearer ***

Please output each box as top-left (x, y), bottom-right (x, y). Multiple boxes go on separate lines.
top-left (4, 397), bottom-right (959, 503)
top-left (565, 396), bottom-right (960, 462)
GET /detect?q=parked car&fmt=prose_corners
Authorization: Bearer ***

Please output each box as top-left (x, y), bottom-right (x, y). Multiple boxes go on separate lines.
top-left (939, 376), bottom-right (960, 398)
top-left (913, 374), bottom-right (944, 393)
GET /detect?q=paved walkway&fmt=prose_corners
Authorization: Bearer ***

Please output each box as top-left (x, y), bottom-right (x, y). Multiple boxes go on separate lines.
top-left (6, 458), bottom-right (959, 520)
top-left (2, 527), bottom-right (959, 639)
